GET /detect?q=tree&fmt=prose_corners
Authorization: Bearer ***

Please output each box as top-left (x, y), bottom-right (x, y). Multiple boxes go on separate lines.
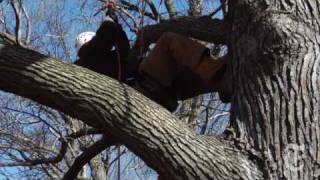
top-left (0, 0), bottom-right (319, 180)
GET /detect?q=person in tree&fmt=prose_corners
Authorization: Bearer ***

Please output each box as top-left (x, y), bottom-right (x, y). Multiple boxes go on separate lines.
top-left (75, 16), bottom-right (229, 112)
top-left (74, 16), bottom-right (130, 82)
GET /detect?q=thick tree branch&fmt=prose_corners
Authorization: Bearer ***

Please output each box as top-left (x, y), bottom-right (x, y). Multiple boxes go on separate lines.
top-left (141, 16), bottom-right (229, 45)
top-left (0, 39), bottom-right (262, 179)
top-left (127, 16), bottom-right (230, 73)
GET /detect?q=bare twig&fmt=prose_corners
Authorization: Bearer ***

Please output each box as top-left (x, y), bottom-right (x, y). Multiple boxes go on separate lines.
top-left (208, 0), bottom-right (226, 17)
top-left (21, 4), bottom-right (31, 45)
top-left (164, 0), bottom-right (177, 18)
top-left (188, 0), bottom-right (203, 16)
top-left (9, 0), bottom-right (22, 46)
top-left (119, 0), bottom-right (157, 21)
top-left (67, 128), bottom-right (102, 139)
top-left (208, 5), bottom-right (222, 17)
top-left (109, 148), bottom-right (126, 166)
top-left (145, 0), bottom-right (160, 21)
top-left (117, 146), bottom-right (121, 180)
top-left (118, 7), bottom-right (139, 29)
top-left (62, 138), bottom-right (115, 180)
top-left (0, 32), bottom-right (16, 44)
top-left (0, 139), bottom-right (68, 167)
top-left (220, 0), bottom-right (227, 16)
top-left (0, 128), bottom-right (101, 168)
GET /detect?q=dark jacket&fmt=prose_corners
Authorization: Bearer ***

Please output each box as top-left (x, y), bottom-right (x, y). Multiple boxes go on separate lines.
top-left (74, 20), bottom-right (130, 82)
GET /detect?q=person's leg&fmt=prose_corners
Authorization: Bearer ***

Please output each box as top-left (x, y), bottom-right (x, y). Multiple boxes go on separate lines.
top-left (138, 32), bottom-right (208, 87)
top-left (136, 32), bottom-right (227, 110)
top-left (193, 54), bottom-right (226, 87)
top-left (171, 55), bottom-right (226, 100)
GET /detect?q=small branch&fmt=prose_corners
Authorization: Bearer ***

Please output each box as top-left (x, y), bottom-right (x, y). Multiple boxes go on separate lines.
top-left (200, 105), bottom-right (230, 112)
top-left (62, 138), bottom-right (115, 180)
top-left (0, 128), bottom-right (101, 168)
top-left (164, 0), bottom-right (177, 18)
top-left (68, 128), bottom-right (102, 139)
top-left (0, 32), bottom-right (16, 44)
top-left (117, 146), bottom-right (120, 180)
top-left (208, 0), bottom-right (227, 17)
top-left (208, 5), bottom-right (222, 17)
top-left (119, 0), bottom-right (157, 21)
top-left (109, 148), bottom-right (126, 166)
top-left (221, 0), bottom-right (227, 16)
top-left (0, 139), bottom-right (68, 167)
top-left (188, 0), bottom-right (202, 16)
top-left (118, 7), bottom-right (139, 29)
top-left (21, 4), bottom-right (31, 45)
top-left (145, 0), bottom-right (160, 21)
top-left (10, 0), bottom-right (22, 46)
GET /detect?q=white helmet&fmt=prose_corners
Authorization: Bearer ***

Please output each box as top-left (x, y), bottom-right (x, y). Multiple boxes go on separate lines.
top-left (75, 31), bottom-right (96, 52)
top-left (105, 15), bottom-right (114, 22)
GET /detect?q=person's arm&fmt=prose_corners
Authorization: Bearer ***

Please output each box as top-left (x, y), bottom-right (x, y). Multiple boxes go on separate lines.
top-left (78, 20), bottom-right (129, 59)
top-left (105, 10), bottom-right (130, 57)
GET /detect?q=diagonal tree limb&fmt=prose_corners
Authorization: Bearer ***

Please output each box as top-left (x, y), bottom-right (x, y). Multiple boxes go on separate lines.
top-left (0, 38), bottom-right (263, 180)
top-left (127, 16), bottom-right (230, 73)
top-left (140, 16), bottom-right (229, 45)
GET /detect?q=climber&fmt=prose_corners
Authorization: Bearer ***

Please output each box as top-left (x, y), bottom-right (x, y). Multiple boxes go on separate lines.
top-left (74, 16), bottom-right (130, 82)
top-left (74, 16), bottom-right (229, 112)
top-left (135, 32), bottom-right (229, 111)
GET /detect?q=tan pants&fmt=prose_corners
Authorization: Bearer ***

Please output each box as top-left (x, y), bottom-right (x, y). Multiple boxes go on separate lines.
top-left (139, 32), bottom-right (226, 100)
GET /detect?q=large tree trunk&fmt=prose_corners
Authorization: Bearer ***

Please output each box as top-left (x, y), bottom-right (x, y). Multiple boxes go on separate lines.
top-left (229, 1), bottom-right (320, 179)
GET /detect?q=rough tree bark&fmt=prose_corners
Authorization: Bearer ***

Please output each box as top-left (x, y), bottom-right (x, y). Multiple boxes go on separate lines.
top-left (228, 1), bottom-right (320, 179)
top-left (0, 39), bottom-right (262, 179)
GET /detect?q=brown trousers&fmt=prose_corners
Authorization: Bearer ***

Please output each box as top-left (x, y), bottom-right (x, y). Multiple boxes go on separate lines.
top-left (139, 32), bottom-right (226, 100)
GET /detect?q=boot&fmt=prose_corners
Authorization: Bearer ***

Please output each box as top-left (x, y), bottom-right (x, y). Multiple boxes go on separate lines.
top-left (208, 62), bottom-right (232, 103)
top-left (132, 73), bottom-right (178, 112)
